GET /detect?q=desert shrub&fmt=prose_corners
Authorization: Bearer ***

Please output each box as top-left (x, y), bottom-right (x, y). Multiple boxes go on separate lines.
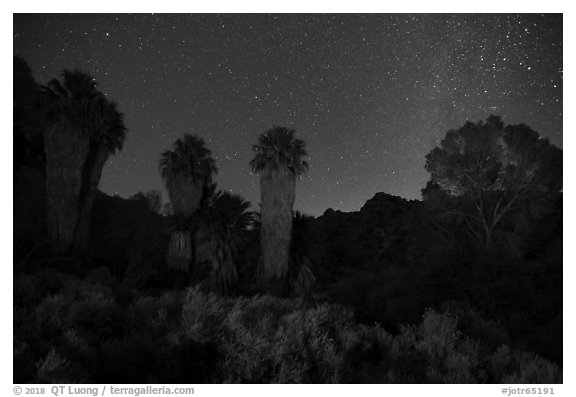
top-left (126, 292), bottom-right (183, 337)
top-left (59, 328), bottom-right (97, 369)
top-left (33, 348), bottom-right (88, 383)
top-left (394, 309), bottom-right (482, 383)
top-left (15, 272), bottom-right (562, 384)
top-left (32, 294), bottom-right (73, 338)
top-left (219, 300), bottom-right (351, 383)
top-left (15, 274), bottom-right (126, 382)
top-left (176, 289), bottom-right (564, 384)
top-left (438, 301), bottom-right (511, 350)
top-left (179, 287), bottom-right (232, 342)
top-left (395, 310), bottom-right (562, 384)
top-left (502, 352), bottom-right (562, 384)
top-left (176, 287), bottom-right (353, 382)
top-left (30, 277), bottom-right (124, 344)
top-left (487, 346), bottom-right (562, 384)
top-left (413, 309), bottom-right (461, 359)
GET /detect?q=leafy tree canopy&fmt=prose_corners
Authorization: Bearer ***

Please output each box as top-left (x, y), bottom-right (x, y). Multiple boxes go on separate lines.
top-left (424, 115), bottom-right (562, 198)
top-left (423, 115), bottom-right (562, 251)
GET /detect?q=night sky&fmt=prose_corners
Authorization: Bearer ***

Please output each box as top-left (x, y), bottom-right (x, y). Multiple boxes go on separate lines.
top-left (13, 14), bottom-right (563, 216)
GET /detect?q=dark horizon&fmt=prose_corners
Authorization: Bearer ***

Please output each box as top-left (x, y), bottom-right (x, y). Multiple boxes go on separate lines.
top-left (13, 13), bottom-right (562, 215)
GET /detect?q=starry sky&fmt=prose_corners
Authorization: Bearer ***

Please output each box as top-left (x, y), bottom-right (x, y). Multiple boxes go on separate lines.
top-left (13, 14), bottom-right (563, 216)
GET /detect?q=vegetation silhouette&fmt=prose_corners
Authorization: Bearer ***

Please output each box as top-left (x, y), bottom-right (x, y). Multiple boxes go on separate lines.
top-left (13, 56), bottom-right (563, 383)
top-left (40, 69), bottom-right (126, 254)
top-left (250, 126), bottom-right (309, 296)
top-left (129, 189), bottom-right (163, 214)
top-left (193, 190), bottom-right (253, 294)
top-left (159, 134), bottom-right (217, 273)
top-left (14, 57), bottom-right (46, 254)
top-left (14, 56), bottom-right (44, 171)
top-left (287, 211), bottom-right (316, 297)
top-left (423, 115), bottom-right (562, 253)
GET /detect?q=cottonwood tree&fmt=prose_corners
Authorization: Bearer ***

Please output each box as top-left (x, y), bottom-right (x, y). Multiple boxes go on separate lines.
top-left (423, 116), bottom-right (562, 252)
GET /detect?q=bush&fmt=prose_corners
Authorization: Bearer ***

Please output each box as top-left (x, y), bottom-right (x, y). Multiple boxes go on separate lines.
top-left (177, 287), bottom-right (349, 382)
top-left (14, 271), bottom-right (562, 384)
top-left (488, 346), bottom-right (562, 384)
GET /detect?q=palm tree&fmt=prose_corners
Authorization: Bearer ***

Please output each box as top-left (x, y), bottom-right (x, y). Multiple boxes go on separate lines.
top-left (289, 211), bottom-right (316, 297)
top-left (40, 69), bottom-right (126, 254)
top-left (76, 99), bottom-right (126, 251)
top-left (251, 209), bottom-right (316, 297)
top-left (250, 126), bottom-right (308, 296)
top-left (194, 190), bottom-right (253, 294)
top-left (159, 134), bottom-right (217, 272)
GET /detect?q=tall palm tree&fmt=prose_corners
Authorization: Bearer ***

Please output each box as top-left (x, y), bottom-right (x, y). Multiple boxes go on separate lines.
top-left (40, 69), bottom-right (126, 254)
top-left (159, 134), bottom-right (217, 272)
top-left (251, 209), bottom-right (316, 297)
top-left (76, 99), bottom-right (126, 250)
top-left (250, 126), bottom-right (308, 296)
top-left (194, 190), bottom-right (253, 294)
top-left (289, 211), bottom-right (316, 297)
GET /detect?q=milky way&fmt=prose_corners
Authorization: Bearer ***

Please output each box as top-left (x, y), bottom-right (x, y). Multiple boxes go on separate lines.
top-left (13, 14), bottom-right (563, 215)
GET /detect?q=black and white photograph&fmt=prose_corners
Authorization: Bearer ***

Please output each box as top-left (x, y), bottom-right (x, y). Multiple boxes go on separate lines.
top-left (11, 7), bottom-right (565, 389)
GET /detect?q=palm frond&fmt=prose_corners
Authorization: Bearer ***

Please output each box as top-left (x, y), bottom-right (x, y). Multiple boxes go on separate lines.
top-left (194, 190), bottom-right (253, 294)
top-left (159, 134), bottom-right (218, 189)
top-left (250, 126), bottom-right (309, 177)
top-left (159, 134), bottom-right (218, 217)
top-left (39, 69), bottom-right (127, 155)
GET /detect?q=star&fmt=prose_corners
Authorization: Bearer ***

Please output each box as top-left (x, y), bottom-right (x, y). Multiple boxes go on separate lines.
top-left (13, 14), bottom-right (563, 215)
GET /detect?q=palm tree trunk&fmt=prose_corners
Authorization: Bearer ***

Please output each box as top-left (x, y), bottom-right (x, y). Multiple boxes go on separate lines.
top-left (257, 167), bottom-right (295, 296)
top-left (165, 177), bottom-right (203, 275)
top-left (43, 123), bottom-right (90, 255)
top-left (167, 230), bottom-right (193, 273)
top-left (169, 177), bottom-right (203, 218)
top-left (73, 142), bottom-right (109, 251)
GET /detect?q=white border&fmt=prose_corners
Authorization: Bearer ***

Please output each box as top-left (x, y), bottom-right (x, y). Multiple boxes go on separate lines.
top-left (4, 1), bottom-right (572, 394)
